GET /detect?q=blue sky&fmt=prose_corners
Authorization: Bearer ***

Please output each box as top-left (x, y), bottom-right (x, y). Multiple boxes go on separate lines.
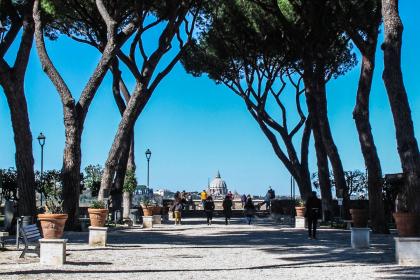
top-left (1, 2), bottom-right (419, 196)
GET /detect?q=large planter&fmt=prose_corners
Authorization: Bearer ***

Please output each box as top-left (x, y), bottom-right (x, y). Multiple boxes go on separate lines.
top-left (38, 213), bottom-right (68, 239)
top-left (151, 206), bottom-right (162, 215)
top-left (295, 207), bottom-right (306, 217)
top-left (393, 212), bottom-right (420, 237)
top-left (142, 207), bottom-right (153, 217)
top-left (88, 208), bottom-right (109, 227)
top-left (350, 209), bottom-right (369, 228)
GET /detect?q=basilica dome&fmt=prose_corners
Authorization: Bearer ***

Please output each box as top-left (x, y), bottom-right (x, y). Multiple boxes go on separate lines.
top-left (208, 171), bottom-right (228, 196)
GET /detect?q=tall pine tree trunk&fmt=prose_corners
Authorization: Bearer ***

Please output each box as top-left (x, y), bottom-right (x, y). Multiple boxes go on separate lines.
top-left (382, 0), bottom-right (420, 213)
top-left (312, 122), bottom-right (333, 221)
top-left (61, 122), bottom-right (82, 229)
top-left (123, 138), bottom-right (135, 221)
top-left (1, 83), bottom-right (36, 217)
top-left (354, 50), bottom-right (388, 233)
top-left (0, 10), bottom-right (36, 217)
top-left (304, 69), bottom-right (349, 217)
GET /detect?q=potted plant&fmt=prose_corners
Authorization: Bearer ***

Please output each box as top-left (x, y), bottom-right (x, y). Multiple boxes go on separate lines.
top-left (140, 197), bottom-right (154, 216)
top-left (393, 193), bottom-right (419, 237)
top-left (88, 200), bottom-right (108, 227)
top-left (295, 199), bottom-right (305, 217)
top-left (37, 181), bottom-right (67, 239)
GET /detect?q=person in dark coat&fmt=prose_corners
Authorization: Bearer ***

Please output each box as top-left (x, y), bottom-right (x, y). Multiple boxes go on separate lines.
top-left (222, 195), bottom-right (233, 225)
top-left (305, 191), bottom-right (322, 239)
top-left (244, 195), bottom-right (255, 225)
top-left (204, 196), bottom-right (215, 225)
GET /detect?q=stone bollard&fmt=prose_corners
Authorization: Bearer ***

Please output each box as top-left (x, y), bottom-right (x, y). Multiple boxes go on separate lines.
top-left (351, 227), bottom-right (370, 249)
top-left (395, 237), bottom-right (420, 266)
top-left (295, 217), bottom-right (306, 229)
top-left (39, 239), bottom-right (67, 266)
top-left (153, 215), bottom-right (162, 224)
top-left (142, 216), bottom-right (153, 228)
top-left (89, 226), bottom-right (108, 247)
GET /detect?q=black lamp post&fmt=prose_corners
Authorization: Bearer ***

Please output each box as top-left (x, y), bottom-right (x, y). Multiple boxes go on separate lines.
top-left (145, 149), bottom-right (152, 188)
top-left (37, 132), bottom-right (46, 206)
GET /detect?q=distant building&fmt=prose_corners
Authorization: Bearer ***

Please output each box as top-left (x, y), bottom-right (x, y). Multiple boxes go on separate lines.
top-left (208, 171), bottom-right (228, 197)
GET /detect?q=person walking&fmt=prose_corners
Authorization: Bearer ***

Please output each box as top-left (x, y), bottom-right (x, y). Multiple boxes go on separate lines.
top-left (204, 196), bottom-right (215, 225)
top-left (222, 195), bottom-right (233, 225)
top-left (305, 191), bottom-right (322, 239)
top-left (264, 191), bottom-right (271, 211)
top-left (244, 195), bottom-right (255, 225)
top-left (200, 189), bottom-right (208, 209)
top-left (241, 194), bottom-right (247, 208)
top-left (172, 199), bottom-right (183, 225)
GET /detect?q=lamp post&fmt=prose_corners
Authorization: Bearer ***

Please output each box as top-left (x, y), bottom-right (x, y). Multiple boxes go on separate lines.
top-left (145, 149), bottom-right (152, 188)
top-left (37, 133), bottom-right (46, 206)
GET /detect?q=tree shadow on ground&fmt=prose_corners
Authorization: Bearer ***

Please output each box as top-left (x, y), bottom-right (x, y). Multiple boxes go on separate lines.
top-left (377, 266), bottom-right (420, 279)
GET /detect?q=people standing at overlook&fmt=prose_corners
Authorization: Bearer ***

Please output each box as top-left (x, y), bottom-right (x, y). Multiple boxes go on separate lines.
top-left (200, 189), bottom-right (208, 208)
top-left (204, 196), bottom-right (215, 225)
top-left (244, 195), bottom-right (256, 225)
top-left (305, 191), bottom-right (322, 239)
top-left (223, 195), bottom-right (233, 225)
top-left (241, 194), bottom-right (247, 208)
top-left (172, 198), bottom-right (183, 225)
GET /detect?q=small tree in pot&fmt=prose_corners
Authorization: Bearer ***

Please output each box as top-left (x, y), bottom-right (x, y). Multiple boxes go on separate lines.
top-left (88, 200), bottom-right (108, 227)
top-left (295, 199), bottom-right (306, 217)
top-left (38, 176), bottom-right (67, 239)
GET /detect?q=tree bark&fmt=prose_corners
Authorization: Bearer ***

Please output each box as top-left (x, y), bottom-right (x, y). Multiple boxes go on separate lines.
top-left (381, 0), bottom-right (420, 213)
top-left (0, 5), bottom-right (36, 217)
top-left (312, 118), bottom-right (333, 221)
top-left (123, 139), bottom-right (135, 220)
top-left (61, 122), bottom-right (82, 229)
top-left (303, 68), bottom-right (349, 217)
top-left (353, 51), bottom-right (389, 233)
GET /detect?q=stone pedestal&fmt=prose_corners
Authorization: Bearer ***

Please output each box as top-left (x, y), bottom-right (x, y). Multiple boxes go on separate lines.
top-left (89, 226), bottom-right (108, 247)
top-left (395, 237), bottom-right (420, 266)
top-left (351, 227), bottom-right (370, 249)
top-left (153, 215), bottom-right (162, 224)
top-left (295, 217), bottom-right (306, 229)
top-left (142, 216), bottom-right (153, 228)
top-left (39, 239), bottom-right (67, 266)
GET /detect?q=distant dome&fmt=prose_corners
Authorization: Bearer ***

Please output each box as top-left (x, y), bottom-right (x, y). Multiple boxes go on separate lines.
top-left (208, 171), bottom-right (228, 196)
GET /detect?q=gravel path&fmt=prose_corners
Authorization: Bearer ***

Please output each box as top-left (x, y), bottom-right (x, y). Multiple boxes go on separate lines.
top-left (0, 217), bottom-right (418, 280)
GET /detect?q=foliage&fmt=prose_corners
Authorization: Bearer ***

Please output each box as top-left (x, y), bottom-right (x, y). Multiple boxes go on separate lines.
top-left (312, 169), bottom-right (368, 199)
top-left (83, 165), bottom-right (103, 197)
top-left (34, 169), bottom-right (64, 213)
top-left (295, 199), bottom-right (305, 207)
top-left (90, 200), bottom-right (106, 209)
top-left (123, 169), bottom-right (137, 193)
top-left (0, 168), bottom-right (18, 201)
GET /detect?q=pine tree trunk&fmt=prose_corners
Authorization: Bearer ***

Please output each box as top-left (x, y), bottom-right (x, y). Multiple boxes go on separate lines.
top-left (1, 83), bottom-right (36, 217)
top-left (312, 121), bottom-right (333, 221)
top-left (354, 51), bottom-right (389, 233)
top-left (123, 137), bottom-right (136, 220)
top-left (382, 0), bottom-right (420, 213)
top-left (303, 70), bottom-right (349, 217)
top-left (61, 123), bottom-right (82, 229)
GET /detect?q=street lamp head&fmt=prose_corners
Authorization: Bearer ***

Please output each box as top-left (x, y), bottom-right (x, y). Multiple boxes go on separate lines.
top-left (145, 149), bottom-right (152, 160)
top-left (37, 132), bottom-right (46, 146)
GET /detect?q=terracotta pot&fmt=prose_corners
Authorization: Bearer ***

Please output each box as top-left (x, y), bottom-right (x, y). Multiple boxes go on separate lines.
top-left (151, 206), bottom-right (162, 215)
top-left (393, 212), bottom-right (420, 237)
top-left (143, 208), bottom-right (153, 216)
top-left (295, 207), bottom-right (306, 217)
top-left (88, 208), bottom-right (108, 227)
top-left (38, 213), bottom-right (68, 239)
top-left (350, 209), bottom-right (369, 228)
